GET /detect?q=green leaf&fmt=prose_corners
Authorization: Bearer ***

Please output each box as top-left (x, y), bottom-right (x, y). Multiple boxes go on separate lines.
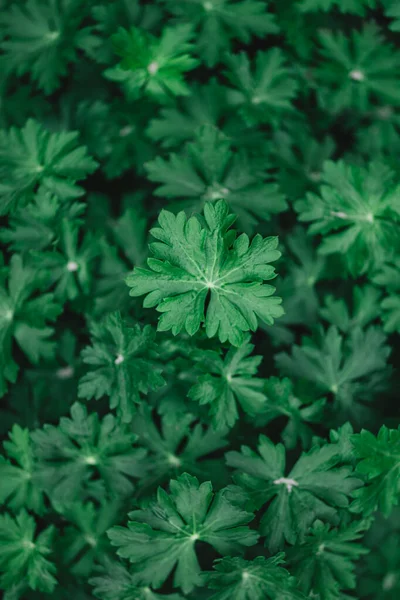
top-left (31, 402), bottom-right (147, 504)
top-left (315, 23), bottom-right (400, 112)
top-left (0, 188), bottom-right (85, 253)
top-left (357, 509), bottom-right (400, 599)
top-left (0, 254), bottom-right (62, 397)
top-left (188, 335), bottom-right (267, 429)
top-left (0, 119), bottom-right (97, 215)
top-left (226, 435), bottom-right (362, 552)
top-left (0, 0), bottom-right (94, 94)
top-left (106, 24), bottom-right (199, 100)
top-left (0, 424), bottom-right (44, 513)
top-left (320, 285), bottom-right (381, 333)
top-left (161, 0), bottom-right (278, 67)
top-left (132, 404), bottom-right (228, 491)
top-left (31, 218), bottom-right (100, 301)
top-left (108, 473), bottom-right (258, 593)
top-left (127, 199), bottom-right (283, 346)
top-left (204, 553), bottom-right (307, 599)
top-left (275, 325), bottom-right (391, 425)
top-left (90, 558), bottom-right (183, 600)
top-left (258, 377), bottom-right (326, 449)
top-left (78, 312), bottom-right (165, 423)
top-left (0, 510), bottom-right (57, 593)
top-left (351, 426), bottom-right (400, 517)
top-left (224, 49), bottom-right (298, 125)
top-left (57, 500), bottom-right (121, 577)
top-left (288, 519), bottom-right (370, 600)
top-left (145, 125), bottom-right (287, 233)
top-left (295, 161), bottom-right (400, 275)
top-left (90, 0), bottom-right (162, 65)
top-left (146, 80), bottom-right (227, 148)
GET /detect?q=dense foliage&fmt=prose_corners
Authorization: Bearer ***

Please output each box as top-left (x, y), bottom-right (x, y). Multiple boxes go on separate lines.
top-left (0, 0), bottom-right (400, 598)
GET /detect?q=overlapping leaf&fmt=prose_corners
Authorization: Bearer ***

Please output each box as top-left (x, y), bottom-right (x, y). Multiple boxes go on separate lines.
top-left (108, 473), bottom-right (258, 593)
top-left (226, 435), bottom-right (361, 552)
top-left (188, 335), bottom-right (267, 429)
top-left (78, 312), bottom-right (164, 422)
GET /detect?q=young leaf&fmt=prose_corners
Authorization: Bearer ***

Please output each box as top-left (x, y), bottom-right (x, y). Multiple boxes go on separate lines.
top-left (204, 553), bottom-right (306, 599)
top-left (294, 161), bottom-right (400, 275)
top-left (145, 125), bottom-right (287, 233)
top-left (0, 189), bottom-right (85, 253)
top-left (0, 119), bottom-right (97, 215)
top-left (226, 435), bottom-right (362, 552)
top-left (58, 500), bottom-right (121, 577)
top-left (288, 519), bottom-right (370, 600)
top-left (31, 402), bottom-right (147, 504)
top-left (106, 24), bottom-right (199, 100)
top-left (146, 80), bottom-right (227, 148)
top-left (90, 558), bottom-right (183, 600)
top-left (224, 49), bottom-right (298, 125)
top-left (127, 199), bottom-right (283, 346)
top-left (188, 335), bottom-right (267, 429)
top-left (31, 218), bottom-right (100, 302)
top-left (162, 0), bottom-right (278, 67)
top-left (132, 405), bottom-right (228, 491)
top-left (108, 473), bottom-right (258, 593)
top-left (320, 285), bottom-right (381, 333)
top-left (258, 377), bottom-right (326, 449)
top-left (315, 23), bottom-right (400, 112)
top-left (0, 0), bottom-right (95, 94)
top-left (275, 325), bottom-right (391, 425)
top-left (78, 312), bottom-right (164, 423)
top-left (351, 426), bottom-right (400, 517)
top-left (0, 424), bottom-right (44, 514)
top-left (90, 0), bottom-right (163, 65)
top-left (0, 254), bottom-right (62, 397)
top-left (0, 510), bottom-right (57, 593)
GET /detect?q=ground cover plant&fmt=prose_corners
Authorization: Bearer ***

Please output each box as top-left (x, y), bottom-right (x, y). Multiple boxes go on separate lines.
top-left (1, 0), bottom-right (400, 598)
